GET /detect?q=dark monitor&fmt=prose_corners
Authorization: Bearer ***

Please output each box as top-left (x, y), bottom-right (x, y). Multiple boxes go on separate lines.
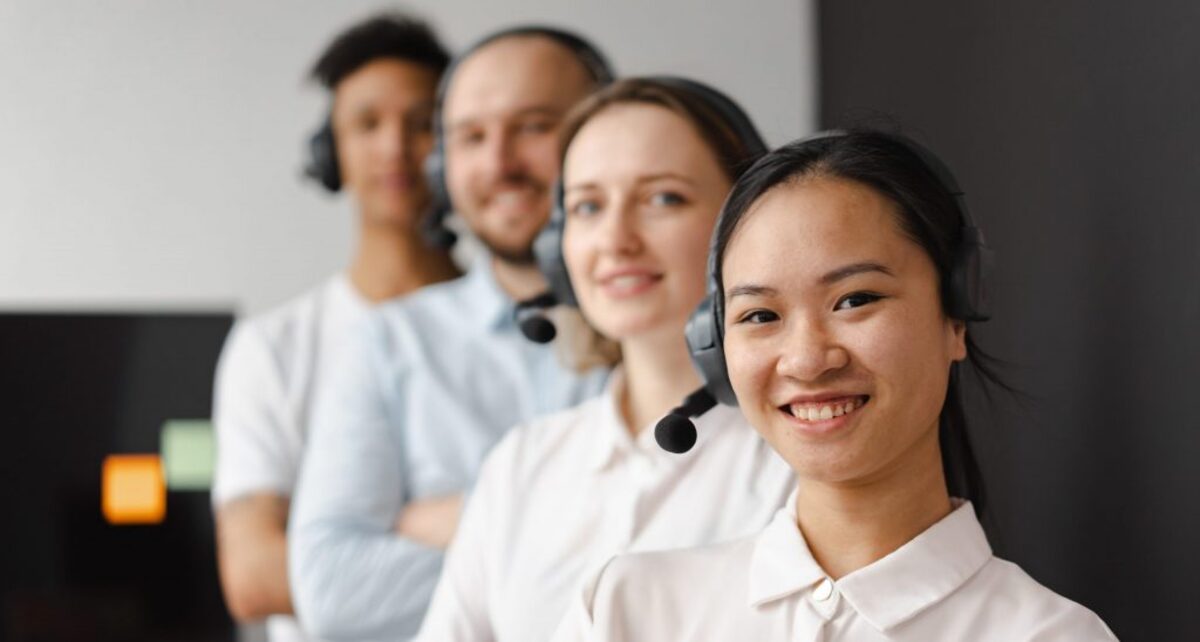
top-left (0, 311), bottom-right (235, 641)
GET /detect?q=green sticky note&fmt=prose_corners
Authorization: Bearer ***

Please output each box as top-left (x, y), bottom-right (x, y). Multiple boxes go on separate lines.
top-left (161, 419), bottom-right (215, 491)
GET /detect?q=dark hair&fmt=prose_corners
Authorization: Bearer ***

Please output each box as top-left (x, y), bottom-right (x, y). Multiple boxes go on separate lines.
top-left (713, 129), bottom-right (1007, 514)
top-left (309, 13), bottom-right (450, 90)
top-left (557, 77), bottom-right (766, 183)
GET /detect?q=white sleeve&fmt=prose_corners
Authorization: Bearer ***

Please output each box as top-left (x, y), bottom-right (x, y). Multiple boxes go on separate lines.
top-left (416, 432), bottom-right (520, 642)
top-left (211, 320), bottom-right (296, 507)
top-left (288, 315), bottom-right (443, 640)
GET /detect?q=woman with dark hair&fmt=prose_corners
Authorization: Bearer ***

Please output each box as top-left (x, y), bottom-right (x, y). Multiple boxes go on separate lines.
top-left (553, 131), bottom-right (1115, 640)
top-left (414, 78), bottom-right (794, 642)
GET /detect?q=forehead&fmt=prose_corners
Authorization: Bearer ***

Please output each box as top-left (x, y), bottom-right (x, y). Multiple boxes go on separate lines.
top-left (332, 59), bottom-right (438, 113)
top-left (722, 177), bottom-right (919, 283)
top-left (442, 36), bottom-right (593, 125)
top-left (563, 103), bottom-right (720, 185)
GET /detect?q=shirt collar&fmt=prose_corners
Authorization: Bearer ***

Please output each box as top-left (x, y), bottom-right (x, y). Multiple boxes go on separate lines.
top-left (586, 372), bottom-right (735, 472)
top-left (748, 496), bottom-right (993, 632)
top-left (586, 370), bottom-right (634, 472)
top-left (461, 259), bottom-right (517, 332)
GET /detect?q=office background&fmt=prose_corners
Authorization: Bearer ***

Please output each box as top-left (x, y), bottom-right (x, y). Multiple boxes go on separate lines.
top-left (0, 0), bottom-right (815, 315)
top-left (2, 1), bottom-right (1197, 641)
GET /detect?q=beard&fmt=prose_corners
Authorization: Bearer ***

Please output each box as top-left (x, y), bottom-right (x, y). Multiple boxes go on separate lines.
top-left (467, 171), bottom-right (548, 266)
top-left (476, 229), bottom-right (538, 266)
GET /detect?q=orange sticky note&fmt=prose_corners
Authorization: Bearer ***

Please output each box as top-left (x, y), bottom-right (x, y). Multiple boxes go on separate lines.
top-left (102, 455), bottom-right (166, 525)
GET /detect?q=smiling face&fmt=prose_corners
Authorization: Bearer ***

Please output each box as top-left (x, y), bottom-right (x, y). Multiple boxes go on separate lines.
top-left (442, 36), bottom-right (596, 264)
top-left (332, 58), bottom-right (439, 227)
top-left (720, 176), bottom-right (967, 486)
top-left (561, 103), bottom-right (731, 342)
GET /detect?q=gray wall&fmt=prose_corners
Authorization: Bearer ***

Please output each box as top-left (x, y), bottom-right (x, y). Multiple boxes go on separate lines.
top-left (818, 2), bottom-right (1200, 640)
top-left (0, 0), bottom-right (816, 316)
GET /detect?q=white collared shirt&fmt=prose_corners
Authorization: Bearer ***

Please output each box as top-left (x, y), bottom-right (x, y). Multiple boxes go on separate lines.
top-left (289, 263), bottom-right (609, 640)
top-left (212, 273), bottom-right (368, 642)
top-left (554, 494), bottom-right (1116, 641)
top-left (415, 373), bottom-right (795, 642)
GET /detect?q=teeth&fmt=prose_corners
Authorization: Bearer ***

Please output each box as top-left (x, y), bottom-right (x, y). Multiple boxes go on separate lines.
top-left (789, 397), bottom-right (865, 422)
top-left (611, 275), bottom-right (648, 288)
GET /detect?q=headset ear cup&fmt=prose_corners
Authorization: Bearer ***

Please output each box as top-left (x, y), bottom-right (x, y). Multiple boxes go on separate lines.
top-left (950, 226), bottom-right (994, 322)
top-left (536, 182), bottom-right (578, 306)
top-left (420, 143), bottom-right (458, 248)
top-left (304, 120), bottom-right (341, 192)
top-left (685, 295), bottom-right (738, 406)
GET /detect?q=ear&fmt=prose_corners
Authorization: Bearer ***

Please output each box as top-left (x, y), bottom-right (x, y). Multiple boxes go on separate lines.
top-left (948, 319), bottom-right (968, 363)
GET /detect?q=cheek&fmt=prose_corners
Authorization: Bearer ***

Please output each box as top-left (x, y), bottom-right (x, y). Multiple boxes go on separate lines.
top-left (562, 227), bottom-right (595, 290)
top-left (523, 135), bottom-right (562, 180)
top-left (724, 334), bottom-right (773, 414)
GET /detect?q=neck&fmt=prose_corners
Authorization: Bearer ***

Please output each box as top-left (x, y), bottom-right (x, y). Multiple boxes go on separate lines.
top-left (490, 255), bottom-right (547, 302)
top-left (616, 324), bottom-right (702, 436)
top-left (348, 221), bottom-right (460, 303)
top-left (795, 429), bottom-right (953, 580)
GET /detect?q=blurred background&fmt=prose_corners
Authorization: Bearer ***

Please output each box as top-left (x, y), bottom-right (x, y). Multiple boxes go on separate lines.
top-left (1, 1), bottom-right (1196, 641)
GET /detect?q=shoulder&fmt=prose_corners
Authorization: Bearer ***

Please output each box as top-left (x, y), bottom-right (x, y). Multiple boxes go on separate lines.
top-left (379, 272), bottom-right (479, 327)
top-left (232, 280), bottom-right (338, 356)
top-left (368, 272), bottom-right (481, 352)
top-left (962, 558), bottom-right (1117, 640)
top-left (479, 396), bottom-right (609, 483)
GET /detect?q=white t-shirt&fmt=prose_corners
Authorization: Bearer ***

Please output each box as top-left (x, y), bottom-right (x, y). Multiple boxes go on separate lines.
top-left (553, 494), bottom-right (1117, 642)
top-left (416, 372), bottom-right (795, 642)
top-left (211, 274), bottom-right (369, 642)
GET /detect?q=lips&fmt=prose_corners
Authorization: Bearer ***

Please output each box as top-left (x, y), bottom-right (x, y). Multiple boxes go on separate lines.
top-left (596, 270), bottom-right (662, 298)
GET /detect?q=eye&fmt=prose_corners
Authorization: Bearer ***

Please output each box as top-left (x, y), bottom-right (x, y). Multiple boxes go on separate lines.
top-left (567, 199), bottom-right (601, 218)
top-left (648, 191), bottom-right (687, 207)
top-left (834, 292), bottom-right (884, 311)
top-left (408, 114), bottom-right (434, 134)
top-left (518, 119), bottom-right (555, 135)
top-left (357, 115), bottom-right (380, 133)
top-left (453, 128), bottom-right (484, 148)
top-left (735, 309), bottom-right (779, 325)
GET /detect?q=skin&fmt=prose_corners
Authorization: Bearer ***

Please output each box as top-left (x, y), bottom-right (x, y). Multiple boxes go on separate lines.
top-left (215, 58), bottom-right (459, 622)
top-left (395, 36), bottom-right (600, 544)
top-left (334, 58), bottom-right (461, 301)
top-left (440, 35), bottom-right (596, 300)
top-left (561, 103), bottom-right (732, 433)
top-left (721, 176), bottom-right (967, 579)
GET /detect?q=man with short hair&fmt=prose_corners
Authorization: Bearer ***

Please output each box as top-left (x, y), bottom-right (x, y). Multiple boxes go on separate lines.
top-left (210, 14), bottom-right (458, 642)
top-left (288, 27), bottom-right (612, 640)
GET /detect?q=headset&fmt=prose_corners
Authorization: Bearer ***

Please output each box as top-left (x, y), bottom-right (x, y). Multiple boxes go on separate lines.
top-left (304, 118), bottom-right (342, 192)
top-left (655, 130), bottom-right (996, 454)
top-left (515, 76), bottom-right (771, 345)
top-left (302, 25), bottom-right (612, 217)
top-left (421, 26), bottom-right (615, 249)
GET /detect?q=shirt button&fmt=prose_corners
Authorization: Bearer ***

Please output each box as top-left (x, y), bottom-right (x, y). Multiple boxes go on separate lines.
top-left (813, 578), bottom-right (835, 602)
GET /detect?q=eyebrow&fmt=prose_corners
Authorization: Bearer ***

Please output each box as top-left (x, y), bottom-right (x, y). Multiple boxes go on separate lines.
top-left (726, 284), bottom-right (778, 300)
top-left (819, 261), bottom-right (895, 285)
top-left (725, 262), bottom-right (894, 302)
top-left (564, 172), bottom-right (698, 194)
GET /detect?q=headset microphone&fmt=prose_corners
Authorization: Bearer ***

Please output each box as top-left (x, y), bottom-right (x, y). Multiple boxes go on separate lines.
top-left (515, 293), bottom-right (559, 343)
top-left (654, 387), bottom-right (718, 453)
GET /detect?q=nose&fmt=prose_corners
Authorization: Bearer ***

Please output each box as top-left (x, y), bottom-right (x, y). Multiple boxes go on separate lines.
top-left (377, 117), bottom-right (408, 166)
top-left (596, 199), bottom-right (643, 255)
top-left (481, 128), bottom-right (522, 181)
top-left (774, 316), bottom-right (850, 382)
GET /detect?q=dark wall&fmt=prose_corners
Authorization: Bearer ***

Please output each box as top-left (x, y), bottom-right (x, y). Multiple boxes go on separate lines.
top-left (818, 2), bottom-right (1200, 640)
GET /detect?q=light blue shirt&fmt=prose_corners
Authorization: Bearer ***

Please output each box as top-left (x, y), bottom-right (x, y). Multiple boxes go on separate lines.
top-left (288, 263), bottom-right (608, 641)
